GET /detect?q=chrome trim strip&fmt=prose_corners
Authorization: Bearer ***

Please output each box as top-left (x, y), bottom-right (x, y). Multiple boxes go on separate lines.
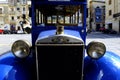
top-left (35, 46), bottom-right (39, 80)
top-left (36, 44), bottom-right (84, 46)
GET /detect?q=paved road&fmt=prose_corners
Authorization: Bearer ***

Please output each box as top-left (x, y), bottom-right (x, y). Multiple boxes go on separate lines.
top-left (0, 32), bottom-right (120, 56)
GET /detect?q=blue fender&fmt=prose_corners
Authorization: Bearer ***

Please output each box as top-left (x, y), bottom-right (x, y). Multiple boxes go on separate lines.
top-left (84, 51), bottom-right (120, 80)
top-left (0, 52), bottom-right (36, 80)
top-left (1, 51), bottom-right (120, 80)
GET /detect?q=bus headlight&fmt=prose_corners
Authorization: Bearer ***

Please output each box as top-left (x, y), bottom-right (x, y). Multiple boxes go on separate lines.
top-left (11, 40), bottom-right (31, 59)
top-left (87, 41), bottom-right (106, 59)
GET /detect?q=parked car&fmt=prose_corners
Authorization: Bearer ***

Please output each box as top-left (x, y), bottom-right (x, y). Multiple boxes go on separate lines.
top-left (0, 29), bottom-right (4, 34)
top-left (3, 30), bottom-right (11, 34)
top-left (99, 27), bottom-right (105, 32)
top-left (103, 29), bottom-right (117, 34)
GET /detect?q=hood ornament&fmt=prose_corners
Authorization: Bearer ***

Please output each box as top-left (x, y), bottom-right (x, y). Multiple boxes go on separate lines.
top-left (56, 25), bottom-right (64, 35)
top-left (56, 21), bottom-right (64, 35)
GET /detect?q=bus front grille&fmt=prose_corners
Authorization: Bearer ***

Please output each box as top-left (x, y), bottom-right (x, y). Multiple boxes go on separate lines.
top-left (36, 44), bottom-right (84, 80)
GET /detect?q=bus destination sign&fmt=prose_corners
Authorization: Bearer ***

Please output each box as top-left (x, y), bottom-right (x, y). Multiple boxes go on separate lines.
top-left (48, 0), bottom-right (70, 1)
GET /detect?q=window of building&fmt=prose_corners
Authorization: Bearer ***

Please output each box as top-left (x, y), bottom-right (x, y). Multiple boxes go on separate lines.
top-left (0, 17), bottom-right (3, 23)
top-left (0, 8), bottom-right (2, 14)
top-left (23, 0), bottom-right (26, 4)
top-left (109, 10), bottom-right (112, 16)
top-left (109, 0), bottom-right (111, 5)
top-left (108, 23), bottom-right (112, 30)
top-left (17, 0), bottom-right (20, 2)
top-left (10, 8), bottom-right (14, 11)
top-left (95, 7), bottom-right (101, 14)
top-left (17, 16), bottom-right (20, 19)
top-left (11, 16), bottom-right (14, 20)
top-left (17, 7), bottom-right (20, 11)
top-left (9, 0), bottom-right (15, 5)
top-left (23, 7), bottom-right (25, 11)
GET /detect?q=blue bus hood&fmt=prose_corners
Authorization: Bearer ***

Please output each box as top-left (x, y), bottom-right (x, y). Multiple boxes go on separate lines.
top-left (37, 29), bottom-right (82, 40)
top-left (0, 52), bottom-right (36, 80)
top-left (1, 51), bottom-right (120, 80)
top-left (84, 51), bottom-right (120, 80)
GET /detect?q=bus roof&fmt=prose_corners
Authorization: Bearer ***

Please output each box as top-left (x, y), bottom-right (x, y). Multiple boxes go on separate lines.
top-left (32, 0), bottom-right (87, 5)
top-left (33, 0), bottom-right (86, 2)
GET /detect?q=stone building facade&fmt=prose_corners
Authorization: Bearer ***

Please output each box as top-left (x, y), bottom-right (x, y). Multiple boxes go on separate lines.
top-left (87, 0), bottom-right (105, 31)
top-left (0, 2), bottom-right (9, 29)
top-left (105, 0), bottom-right (120, 33)
top-left (0, 0), bottom-right (31, 31)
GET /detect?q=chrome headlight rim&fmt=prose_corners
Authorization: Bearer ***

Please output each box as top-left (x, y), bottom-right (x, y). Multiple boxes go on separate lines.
top-left (87, 41), bottom-right (106, 59)
top-left (11, 40), bottom-right (31, 59)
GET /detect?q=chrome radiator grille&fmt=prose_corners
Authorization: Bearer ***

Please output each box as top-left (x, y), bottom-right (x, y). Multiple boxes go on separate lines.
top-left (36, 44), bottom-right (84, 80)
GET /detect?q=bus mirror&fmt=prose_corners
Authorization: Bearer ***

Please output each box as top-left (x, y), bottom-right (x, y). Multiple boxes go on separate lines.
top-left (29, 7), bottom-right (32, 17)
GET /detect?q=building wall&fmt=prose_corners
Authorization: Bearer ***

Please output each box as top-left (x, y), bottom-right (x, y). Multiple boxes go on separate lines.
top-left (0, 3), bottom-right (9, 29)
top-left (88, 0), bottom-right (105, 31)
top-left (8, 0), bottom-right (28, 30)
top-left (105, 0), bottom-right (120, 33)
top-left (0, 0), bottom-right (30, 31)
top-left (105, 0), bottom-right (114, 28)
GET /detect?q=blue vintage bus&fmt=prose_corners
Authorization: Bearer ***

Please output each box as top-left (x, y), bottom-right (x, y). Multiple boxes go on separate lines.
top-left (0, 0), bottom-right (120, 80)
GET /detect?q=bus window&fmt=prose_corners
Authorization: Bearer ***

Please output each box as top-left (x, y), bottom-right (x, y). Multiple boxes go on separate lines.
top-left (52, 16), bottom-right (57, 24)
top-left (58, 15), bottom-right (64, 24)
top-left (47, 16), bottom-right (52, 24)
top-left (65, 16), bottom-right (70, 24)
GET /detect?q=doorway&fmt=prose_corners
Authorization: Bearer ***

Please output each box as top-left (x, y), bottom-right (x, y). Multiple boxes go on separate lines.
top-left (96, 24), bottom-right (100, 31)
top-left (108, 23), bottom-right (112, 30)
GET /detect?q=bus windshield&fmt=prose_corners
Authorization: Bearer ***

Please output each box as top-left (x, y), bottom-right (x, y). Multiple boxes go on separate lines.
top-left (35, 5), bottom-right (84, 27)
